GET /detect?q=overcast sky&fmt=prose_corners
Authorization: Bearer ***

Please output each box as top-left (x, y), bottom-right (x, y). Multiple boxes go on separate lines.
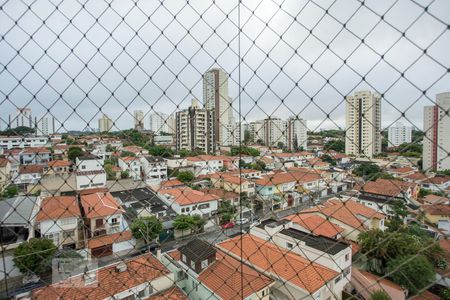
top-left (0, 0), bottom-right (449, 133)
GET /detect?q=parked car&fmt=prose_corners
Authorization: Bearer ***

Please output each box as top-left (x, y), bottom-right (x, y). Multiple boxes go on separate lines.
top-left (235, 218), bottom-right (249, 225)
top-left (138, 242), bottom-right (159, 254)
top-left (222, 222), bottom-right (235, 229)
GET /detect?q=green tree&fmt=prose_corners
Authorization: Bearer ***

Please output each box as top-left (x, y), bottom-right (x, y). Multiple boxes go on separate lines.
top-left (321, 154), bottom-right (336, 166)
top-left (387, 255), bottom-right (434, 295)
top-left (147, 145), bottom-right (173, 157)
top-left (243, 129), bottom-right (252, 145)
top-left (191, 215), bottom-right (206, 233)
top-left (230, 146), bottom-right (260, 157)
top-left (67, 146), bottom-right (84, 162)
top-left (324, 140), bottom-right (345, 152)
top-left (370, 290), bottom-right (391, 300)
top-left (354, 163), bottom-right (383, 181)
top-left (176, 171), bottom-right (194, 183)
top-left (2, 185), bottom-right (19, 198)
top-left (130, 216), bottom-right (163, 242)
top-left (256, 138), bottom-right (264, 145)
top-left (13, 238), bottom-right (57, 275)
top-left (120, 170), bottom-right (130, 179)
top-left (104, 164), bottom-right (116, 180)
top-left (0, 126), bottom-right (35, 136)
top-left (173, 215), bottom-right (195, 231)
top-left (386, 200), bottom-right (408, 232)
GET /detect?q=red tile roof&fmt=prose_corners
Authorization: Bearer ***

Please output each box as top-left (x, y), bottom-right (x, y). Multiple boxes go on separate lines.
top-left (160, 187), bottom-right (220, 206)
top-left (351, 268), bottom-right (406, 300)
top-left (254, 171), bottom-right (322, 186)
top-left (361, 178), bottom-right (417, 197)
top-left (21, 147), bottom-right (51, 154)
top-left (148, 286), bottom-right (189, 300)
top-left (80, 192), bottom-right (124, 218)
top-left (47, 160), bottom-right (72, 167)
top-left (37, 196), bottom-right (81, 222)
top-left (422, 204), bottom-right (450, 216)
top-left (422, 175), bottom-right (450, 185)
top-left (285, 213), bottom-right (344, 238)
top-left (217, 234), bottom-right (338, 293)
top-left (19, 164), bottom-right (44, 174)
top-left (32, 254), bottom-right (170, 300)
top-left (198, 250), bottom-right (274, 299)
top-left (88, 231), bottom-right (133, 249)
top-left (160, 179), bottom-right (185, 189)
top-left (200, 188), bottom-right (239, 200)
top-left (301, 198), bottom-right (384, 230)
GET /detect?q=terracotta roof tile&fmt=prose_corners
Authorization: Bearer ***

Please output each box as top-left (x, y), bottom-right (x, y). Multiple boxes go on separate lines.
top-left (285, 213), bottom-right (344, 238)
top-left (254, 171), bottom-right (321, 186)
top-left (47, 160), bottom-right (72, 167)
top-left (19, 164), bottom-right (44, 174)
top-left (198, 250), bottom-right (274, 299)
top-left (32, 254), bottom-right (170, 300)
top-left (21, 147), bottom-right (50, 154)
top-left (361, 178), bottom-right (417, 197)
top-left (301, 198), bottom-right (384, 230)
top-left (37, 196), bottom-right (81, 222)
top-left (148, 286), bottom-right (189, 300)
top-left (88, 231), bottom-right (133, 249)
top-left (217, 234), bottom-right (338, 293)
top-left (160, 187), bottom-right (220, 206)
top-left (0, 158), bottom-right (9, 167)
top-left (80, 192), bottom-right (124, 218)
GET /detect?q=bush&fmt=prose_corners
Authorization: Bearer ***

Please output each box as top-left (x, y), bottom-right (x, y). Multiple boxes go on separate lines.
top-left (176, 171), bottom-right (194, 183)
top-left (13, 238), bottom-right (57, 275)
top-left (130, 216), bottom-right (163, 242)
top-left (68, 146), bottom-right (84, 162)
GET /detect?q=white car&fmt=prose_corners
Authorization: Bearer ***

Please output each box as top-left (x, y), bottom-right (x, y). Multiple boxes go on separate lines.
top-left (235, 218), bottom-right (249, 225)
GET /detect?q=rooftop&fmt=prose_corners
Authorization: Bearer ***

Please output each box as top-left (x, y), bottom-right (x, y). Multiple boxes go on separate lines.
top-left (361, 178), bottom-right (417, 197)
top-left (217, 234), bottom-right (338, 293)
top-left (160, 187), bottom-right (220, 206)
top-left (284, 213), bottom-right (345, 238)
top-left (279, 227), bottom-right (350, 255)
top-left (32, 253), bottom-right (170, 300)
top-left (37, 196), bottom-right (81, 222)
top-left (0, 196), bottom-right (38, 226)
top-left (80, 192), bottom-right (124, 218)
top-left (179, 238), bottom-right (216, 262)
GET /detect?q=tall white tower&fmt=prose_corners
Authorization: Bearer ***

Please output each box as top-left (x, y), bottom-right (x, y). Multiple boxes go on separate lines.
top-left (345, 91), bottom-right (382, 158)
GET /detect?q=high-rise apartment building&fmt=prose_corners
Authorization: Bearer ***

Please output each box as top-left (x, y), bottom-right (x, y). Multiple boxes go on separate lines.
top-left (248, 120), bottom-right (265, 144)
top-left (98, 114), bottom-right (113, 132)
top-left (133, 110), bottom-right (145, 130)
top-left (345, 91), bottom-right (382, 158)
top-left (264, 117), bottom-right (287, 148)
top-left (10, 107), bottom-right (33, 128)
top-left (423, 92), bottom-right (450, 171)
top-left (387, 122), bottom-right (412, 147)
top-left (36, 115), bottom-right (54, 136)
top-left (176, 99), bottom-right (215, 154)
top-left (149, 112), bottom-right (169, 134)
top-left (203, 68), bottom-right (233, 145)
top-left (287, 117), bottom-right (308, 151)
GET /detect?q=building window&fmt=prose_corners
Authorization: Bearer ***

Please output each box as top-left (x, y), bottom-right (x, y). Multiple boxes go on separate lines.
top-left (335, 275), bottom-right (341, 284)
top-left (345, 254), bottom-right (349, 261)
top-left (201, 259), bottom-right (208, 269)
top-left (60, 218), bottom-right (76, 226)
top-left (286, 242), bottom-right (293, 249)
top-left (182, 254), bottom-right (186, 263)
top-left (63, 230), bottom-right (75, 239)
top-left (190, 261), bottom-right (195, 269)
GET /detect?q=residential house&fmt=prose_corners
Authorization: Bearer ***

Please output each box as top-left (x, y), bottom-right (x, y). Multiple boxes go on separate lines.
top-left (140, 156), bottom-right (168, 185)
top-left (422, 194), bottom-right (450, 205)
top-left (359, 178), bottom-right (420, 216)
top-left (209, 173), bottom-right (256, 196)
top-left (159, 187), bottom-right (219, 218)
top-left (14, 164), bottom-right (44, 187)
top-left (75, 155), bottom-right (106, 190)
top-left (160, 179), bottom-right (186, 190)
top-left (80, 191), bottom-right (134, 258)
top-left (36, 196), bottom-right (82, 250)
top-left (19, 147), bottom-right (51, 165)
top-left (386, 166), bottom-right (416, 178)
top-left (0, 196), bottom-right (40, 281)
top-left (251, 219), bottom-right (352, 291)
top-left (118, 156), bottom-right (142, 181)
top-left (111, 187), bottom-right (177, 229)
top-left (421, 204), bottom-right (450, 225)
top-left (44, 160), bottom-right (72, 175)
top-left (0, 157), bottom-right (11, 190)
top-left (122, 145), bottom-right (149, 156)
top-left (404, 172), bottom-right (428, 184)
top-left (259, 156), bottom-right (276, 170)
top-left (284, 213), bottom-right (345, 239)
top-left (200, 188), bottom-right (240, 207)
top-left (186, 155), bottom-right (224, 176)
top-left (217, 233), bottom-right (343, 300)
top-left (300, 198), bottom-right (385, 242)
top-left (32, 254), bottom-right (180, 300)
top-left (421, 175), bottom-right (450, 197)
top-left (162, 239), bottom-right (274, 300)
